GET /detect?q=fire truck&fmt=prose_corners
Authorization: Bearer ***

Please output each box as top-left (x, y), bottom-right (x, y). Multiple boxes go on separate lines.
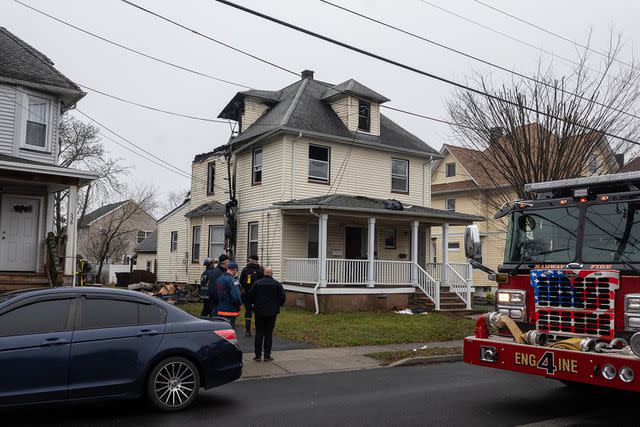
top-left (463, 171), bottom-right (640, 390)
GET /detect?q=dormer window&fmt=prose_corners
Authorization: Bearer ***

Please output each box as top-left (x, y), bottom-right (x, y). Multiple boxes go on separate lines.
top-left (358, 100), bottom-right (371, 132)
top-left (25, 95), bottom-right (48, 149)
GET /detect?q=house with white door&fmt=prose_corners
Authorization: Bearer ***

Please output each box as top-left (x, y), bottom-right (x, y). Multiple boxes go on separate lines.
top-left (0, 27), bottom-right (96, 289)
top-left (157, 70), bottom-right (481, 312)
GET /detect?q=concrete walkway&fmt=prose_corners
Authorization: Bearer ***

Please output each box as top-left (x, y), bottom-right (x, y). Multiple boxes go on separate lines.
top-left (240, 340), bottom-right (462, 380)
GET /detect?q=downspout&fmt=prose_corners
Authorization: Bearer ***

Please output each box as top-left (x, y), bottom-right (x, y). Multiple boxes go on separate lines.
top-left (310, 208), bottom-right (321, 314)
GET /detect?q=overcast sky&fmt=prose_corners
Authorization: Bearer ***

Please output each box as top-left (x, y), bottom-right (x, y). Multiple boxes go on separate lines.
top-left (3, 0), bottom-right (639, 210)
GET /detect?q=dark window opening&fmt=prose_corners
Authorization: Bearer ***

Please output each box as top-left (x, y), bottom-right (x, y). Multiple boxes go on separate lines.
top-left (252, 148), bottom-right (263, 184)
top-left (308, 145), bottom-right (330, 182)
top-left (207, 162), bottom-right (215, 195)
top-left (445, 162), bottom-right (456, 177)
top-left (358, 100), bottom-right (371, 132)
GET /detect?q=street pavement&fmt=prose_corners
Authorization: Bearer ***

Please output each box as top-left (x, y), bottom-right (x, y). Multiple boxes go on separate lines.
top-left (6, 362), bottom-right (639, 426)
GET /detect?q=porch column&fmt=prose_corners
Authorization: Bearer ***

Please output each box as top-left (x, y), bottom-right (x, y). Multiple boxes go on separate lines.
top-left (64, 184), bottom-right (79, 285)
top-left (367, 217), bottom-right (375, 287)
top-left (441, 223), bottom-right (449, 286)
top-left (318, 213), bottom-right (328, 287)
top-left (411, 221), bottom-right (419, 286)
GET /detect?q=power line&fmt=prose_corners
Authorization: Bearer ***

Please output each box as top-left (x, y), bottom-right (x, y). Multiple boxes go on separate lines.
top-left (79, 84), bottom-right (230, 124)
top-left (321, 0), bottom-right (640, 124)
top-left (12, 0), bottom-right (251, 89)
top-left (208, 0), bottom-right (640, 147)
top-left (470, 0), bottom-right (640, 73)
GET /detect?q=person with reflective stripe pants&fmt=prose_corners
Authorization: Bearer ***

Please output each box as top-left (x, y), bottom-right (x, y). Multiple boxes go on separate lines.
top-left (210, 261), bottom-right (242, 329)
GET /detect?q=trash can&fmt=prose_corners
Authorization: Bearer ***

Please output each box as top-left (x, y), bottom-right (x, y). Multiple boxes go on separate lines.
top-left (115, 272), bottom-right (132, 287)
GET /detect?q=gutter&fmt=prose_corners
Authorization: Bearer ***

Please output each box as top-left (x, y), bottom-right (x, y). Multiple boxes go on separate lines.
top-left (0, 160), bottom-right (98, 182)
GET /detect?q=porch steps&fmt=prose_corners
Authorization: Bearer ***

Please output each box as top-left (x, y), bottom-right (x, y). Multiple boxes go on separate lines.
top-left (409, 288), bottom-right (473, 314)
top-left (0, 273), bottom-right (50, 292)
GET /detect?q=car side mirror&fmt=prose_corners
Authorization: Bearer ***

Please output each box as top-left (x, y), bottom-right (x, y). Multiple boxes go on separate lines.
top-left (464, 225), bottom-right (482, 260)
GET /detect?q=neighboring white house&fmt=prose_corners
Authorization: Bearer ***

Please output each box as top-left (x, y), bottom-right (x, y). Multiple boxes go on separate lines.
top-left (133, 230), bottom-right (157, 276)
top-left (157, 70), bottom-right (481, 311)
top-left (0, 27), bottom-right (96, 289)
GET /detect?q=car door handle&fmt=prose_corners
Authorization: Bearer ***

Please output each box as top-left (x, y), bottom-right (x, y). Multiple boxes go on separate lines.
top-left (40, 337), bottom-right (68, 347)
top-left (137, 329), bottom-right (159, 337)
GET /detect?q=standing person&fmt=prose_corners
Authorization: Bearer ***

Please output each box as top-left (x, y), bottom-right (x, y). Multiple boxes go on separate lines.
top-left (246, 266), bottom-right (286, 362)
top-left (239, 254), bottom-right (264, 336)
top-left (211, 261), bottom-right (242, 329)
top-left (199, 258), bottom-right (215, 317)
top-left (207, 253), bottom-right (229, 310)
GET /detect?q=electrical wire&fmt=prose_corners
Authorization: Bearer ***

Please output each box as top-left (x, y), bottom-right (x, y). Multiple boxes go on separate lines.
top-left (11, 0), bottom-right (251, 89)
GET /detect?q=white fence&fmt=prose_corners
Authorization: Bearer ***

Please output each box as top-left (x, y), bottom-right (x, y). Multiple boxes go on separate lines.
top-left (285, 258), bottom-right (319, 284)
top-left (375, 260), bottom-right (412, 285)
top-left (326, 259), bottom-right (368, 285)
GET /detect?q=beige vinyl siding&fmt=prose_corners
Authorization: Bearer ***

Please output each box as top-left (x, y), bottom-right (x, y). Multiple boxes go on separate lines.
top-left (329, 97), bottom-right (349, 128)
top-left (186, 214), bottom-right (226, 284)
top-left (0, 84), bottom-right (16, 156)
top-left (157, 203), bottom-right (190, 283)
top-left (291, 136), bottom-right (430, 207)
top-left (431, 151), bottom-right (473, 185)
top-left (190, 155), bottom-right (228, 208)
top-left (234, 135), bottom-right (286, 210)
top-left (241, 98), bottom-right (269, 132)
top-left (136, 253), bottom-right (156, 273)
top-left (236, 209), bottom-right (284, 279)
top-left (329, 96), bottom-right (381, 136)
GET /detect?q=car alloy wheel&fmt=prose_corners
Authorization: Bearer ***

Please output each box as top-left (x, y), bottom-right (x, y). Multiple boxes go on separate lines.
top-left (148, 357), bottom-right (200, 411)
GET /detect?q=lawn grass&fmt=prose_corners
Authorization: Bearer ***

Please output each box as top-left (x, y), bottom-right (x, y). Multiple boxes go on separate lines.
top-left (366, 347), bottom-right (462, 365)
top-left (178, 303), bottom-right (474, 347)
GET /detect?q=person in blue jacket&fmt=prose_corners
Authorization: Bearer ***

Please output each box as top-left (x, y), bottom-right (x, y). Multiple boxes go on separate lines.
top-left (210, 261), bottom-right (242, 329)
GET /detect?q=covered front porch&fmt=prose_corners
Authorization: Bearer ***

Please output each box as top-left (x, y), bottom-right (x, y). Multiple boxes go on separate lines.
top-left (0, 155), bottom-right (95, 289)
top-left (275, 195), bottom-right (482, 311)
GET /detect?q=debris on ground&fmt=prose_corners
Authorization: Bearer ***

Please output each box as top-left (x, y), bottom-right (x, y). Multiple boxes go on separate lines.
top-left (127, 282), bottom-right (200, 304)
top-left (394, 308), bottom-right (428, 315)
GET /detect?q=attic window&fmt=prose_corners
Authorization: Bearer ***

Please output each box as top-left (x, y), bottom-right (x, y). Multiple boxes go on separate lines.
top-left (445, 162), bottom-right (456, 177)
top-left (358, 100), bottom-right (371, 132)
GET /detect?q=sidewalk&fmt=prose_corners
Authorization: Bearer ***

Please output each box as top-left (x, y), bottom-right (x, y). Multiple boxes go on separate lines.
top-left (240, 340), bottom-right (463, 380)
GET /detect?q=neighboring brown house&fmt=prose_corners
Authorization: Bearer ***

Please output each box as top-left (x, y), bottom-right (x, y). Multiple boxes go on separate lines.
top-left (77, 200), bottom-right (157, 266)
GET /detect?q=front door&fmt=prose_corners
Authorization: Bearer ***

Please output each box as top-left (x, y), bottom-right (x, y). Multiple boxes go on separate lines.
top-left (0, 196), bottom-right (40, 271)
top-left (345, 227), bottom-right (363, 259)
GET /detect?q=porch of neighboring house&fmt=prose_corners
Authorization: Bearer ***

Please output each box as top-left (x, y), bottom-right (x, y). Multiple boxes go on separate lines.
top-left (0, 156), bottom-right (95, 291)
top-left (275, 196), bottom-right (482, 312)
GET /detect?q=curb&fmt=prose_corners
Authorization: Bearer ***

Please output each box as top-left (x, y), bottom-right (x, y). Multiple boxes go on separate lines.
top-left (386, 353), bottom-right (463, 367)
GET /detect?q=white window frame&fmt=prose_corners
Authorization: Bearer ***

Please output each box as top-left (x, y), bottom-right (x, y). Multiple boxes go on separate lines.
top-left (308, 144), bottom-right (330, 183)
top-left (192, 226), bottom-right (201, 263)
top-left (391, 158), bottom-right (409, 193)
top-left (137, 230), bottom-right (152, 244)
top-left (252, 148), bottom-right (263, 185)
top-left (170, 231), bottom-right (178, 252)
top-left (445, 162), bottom-right (456, 177)
top-left (208, 225), bottom-right (225, 258)
top-left (17, 89), bottom-right (54, 153)
top-left (248, 222), bottom-right (259, 258)
top-left (446, 198), bottom-right (456, 212)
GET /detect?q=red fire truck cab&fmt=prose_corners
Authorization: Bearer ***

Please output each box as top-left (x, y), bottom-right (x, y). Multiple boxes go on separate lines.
top-left (463, 171), bottom-right (640, 391)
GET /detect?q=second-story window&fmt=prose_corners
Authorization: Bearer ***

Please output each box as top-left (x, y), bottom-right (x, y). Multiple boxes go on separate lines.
top-left (25, 96), bottom-right (48, 149)
top-left (207, 162), bottom-right (215, 195)
top-left (192, 226), bottom-right (201, 263)
top-left (391, 158), bottom-right (409, 193)
top-left (248, 222), bottom-right (259, 258)
top-left (137, 230), bottom-right (152, 244)
top-left (358, 100), bottom-right (371, 132)
top-left (309, 145), bottom-right (330, 183)
top-left (252, 148), bottom-right (263, 184)
top-left (445, 162), bottom-right (456, 177)
top-left (446, 198), bottom-right (456, 212)
top-left (588, 155), bottom-right (599, 176)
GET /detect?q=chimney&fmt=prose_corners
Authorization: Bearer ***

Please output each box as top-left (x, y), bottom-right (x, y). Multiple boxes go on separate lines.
top-left (301, 70), bottom-right (314, 80)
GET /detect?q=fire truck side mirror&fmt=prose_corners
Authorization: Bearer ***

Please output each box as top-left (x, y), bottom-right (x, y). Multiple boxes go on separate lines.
top-left (464, 225), bottom-right (482, 260)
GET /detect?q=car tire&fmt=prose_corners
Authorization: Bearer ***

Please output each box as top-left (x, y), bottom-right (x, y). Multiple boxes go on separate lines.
top-left (147, 357), bottom-right (200, 412)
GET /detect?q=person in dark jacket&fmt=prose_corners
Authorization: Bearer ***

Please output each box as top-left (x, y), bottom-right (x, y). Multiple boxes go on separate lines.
top-left (207, 253), bottom-right (229, 308)
top-left (211, 261), bottom-right (242, 329)
top-left (239, 254), bottom-right (264, 337)
top-left (246, 266), bottom-right (286, 362)
top-left (199, 258), bottom-right (215, 316)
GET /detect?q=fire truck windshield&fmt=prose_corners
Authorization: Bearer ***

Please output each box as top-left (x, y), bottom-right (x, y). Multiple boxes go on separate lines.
top-left (504, 207), bottom-right (579, 263)
top-left (582, 200), bottom-right (640, 263)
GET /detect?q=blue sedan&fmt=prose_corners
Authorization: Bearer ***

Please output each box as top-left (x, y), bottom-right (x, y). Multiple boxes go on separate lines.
top-left (0, 287), bottom-right (242, 411)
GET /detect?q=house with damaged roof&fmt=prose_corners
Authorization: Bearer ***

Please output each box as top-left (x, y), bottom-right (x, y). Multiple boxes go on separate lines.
top-left (431, 124), bottom-right (623, 299)
top-left (157, 70), bottom-right (481, 312)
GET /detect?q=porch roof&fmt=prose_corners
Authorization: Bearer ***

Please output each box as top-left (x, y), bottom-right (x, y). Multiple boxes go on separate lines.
top-left (0, 154), bottom-right (97, 186)
top-left (184, 200), bottom-right (225, 218)
top-left (274, 194), bottom-right (484, 224)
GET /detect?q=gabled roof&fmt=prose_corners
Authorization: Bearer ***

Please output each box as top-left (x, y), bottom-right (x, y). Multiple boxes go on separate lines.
top-left (184, 201), bottom-right (225, 218)
top-left (274, 194), bottom-right (483, 224)
top-left (216, 75), bottom-right (438, 157)
top-left (134, 231), bottom-right (157, 253)
top-left (431, 179), bottom-right (478, 195)
top-left (622, 156), bottom-right (640, 172)
top-left (0, 27), bottom-right (85, 108)
top-left (78, 201), bottom-right (129, 228)
top-left (158, 198), bottom-right (190, 223)
top-left (321, 79), bottom-right (390, 103)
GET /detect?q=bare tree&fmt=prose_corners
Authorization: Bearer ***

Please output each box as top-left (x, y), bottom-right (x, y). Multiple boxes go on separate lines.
top-left (163, 189), bottom-right (190, 213)
top-left (83, 186), bottom-right (158, 283)
top-left (55, 115), bottom-right (128, 234)
top-left (447, 32), bottom-right (640, 208)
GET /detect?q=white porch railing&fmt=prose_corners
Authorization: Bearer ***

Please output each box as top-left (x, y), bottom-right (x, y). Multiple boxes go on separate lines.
top-left (283, 258), bottom-right (473, 310)
top-left (375, 260), bottom-right (413, 285)
top-left (285, 258), bottom-right (319, 284)
top-left (326, 259), bottom-right (368, 285)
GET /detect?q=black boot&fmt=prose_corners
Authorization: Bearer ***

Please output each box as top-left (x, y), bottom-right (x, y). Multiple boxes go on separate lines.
top-left (245, 319), bottom-right (252, 336)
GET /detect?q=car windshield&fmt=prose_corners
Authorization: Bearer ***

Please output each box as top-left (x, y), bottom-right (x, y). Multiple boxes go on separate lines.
top-left (504, 207), bottom-right (579, 263)
top-left (582, 200), bottom-right (640, 263)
